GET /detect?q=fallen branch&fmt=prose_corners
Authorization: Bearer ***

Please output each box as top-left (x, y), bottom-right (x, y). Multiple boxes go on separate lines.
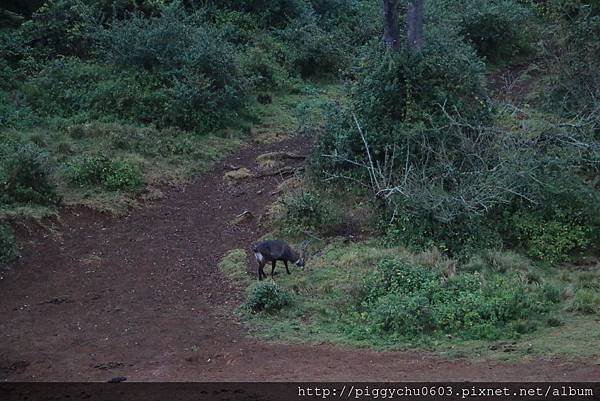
top-left (257, 166), bottom-right (304, 178)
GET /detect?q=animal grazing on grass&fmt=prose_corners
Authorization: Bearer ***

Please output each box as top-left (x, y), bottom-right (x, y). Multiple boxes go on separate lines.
top-left (253, 239), bottom-right (309, 280)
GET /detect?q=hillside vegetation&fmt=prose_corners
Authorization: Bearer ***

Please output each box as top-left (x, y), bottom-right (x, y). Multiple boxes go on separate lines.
top-left (2, 0), bottom-right (599, 357)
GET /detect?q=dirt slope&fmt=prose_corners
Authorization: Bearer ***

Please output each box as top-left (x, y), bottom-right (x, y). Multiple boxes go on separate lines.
top-left (1, 135), bottom-right (599, 382)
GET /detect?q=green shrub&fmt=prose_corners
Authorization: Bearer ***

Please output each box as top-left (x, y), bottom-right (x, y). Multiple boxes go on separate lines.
top-left (0, 90), bottom-right (41, 130)
top-left (540, 3), bottom-right (600, 115)
top-left (542, 282), bottom-right (562, 304)
top-left (427, 0), bottom-right (533, 63)
top-left (210, 8), bottom-right (262, 44)
top-left (21, 53), bottom-right (241, 131)
top-left (95, 2), bottom-right (247, 130)
top-left (19, 6), bottom-right (248, 131)
top-left (354, 258), bottom-right (550, 340)
top-left (0, 224), bottom-right (19, 266)
top-left (65, 155), bottom-right (143, 191)
top-left (0, 139), bottom-right (59, 206)
top-left (384, 213), bottom-right (504, 259)
top-left (20, 0), bottom-right (99, 58)
top-left (276, 13), bottom-right (346, 77)
top-left (282, 190), bottom-right (340, 235)
top-left (22, 58), bottom-right (112, 119)
top-left (460, 0), bottom-right (532, 62)
top-left (512, 212), bottom-right (591, 263)
top-left (318, 33), bottom-right (488, 172)
top-left (65, 155), bottom-right (110, 187)
top-left (102, 160), bottom-right (143, 191)
top-left (90, 0), bottom-right (173, 19)
top-left (239, 45), bottom-right (290, 90)
top-left (245, 281), bottom-right (292, 313)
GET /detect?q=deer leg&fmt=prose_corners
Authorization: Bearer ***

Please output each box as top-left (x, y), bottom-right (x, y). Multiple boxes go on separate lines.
top-left (271, 260), bottom-right (277, 277)
top-left (258, 261), bottom-right (266, 281)
top-left (284, 260), bottom-right (291, 274)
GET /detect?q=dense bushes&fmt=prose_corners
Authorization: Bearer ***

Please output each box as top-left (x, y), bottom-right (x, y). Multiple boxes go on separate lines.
top-left (425, 0), bottom-right (534, 63)
top-left (429, 0), bottom-right (532, 63)
top-left (276, 13), bottom-right (347, 77)
top-left (20, 0), bottom-right (98, 58)
top-left (541, 3), bottom-right (600, 115)
top-left (0, 138), bottom-right (59, 206)
top-left (313, 1), bottom-right (598, 261)
top-left (317, 34), bottom-right (488, 172)
top-left (353, 258), bottom-right (553, 340)
top-left (315, 34), bottom-right (500, 256)
top-left (3, 0), bottom-right (369, 133)
top-left (4, 2), bottom-right (251, 132)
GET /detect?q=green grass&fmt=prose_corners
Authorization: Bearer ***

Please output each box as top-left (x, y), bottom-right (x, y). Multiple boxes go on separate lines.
top-left (0, 125), bottom-right (243, 217)
top-left (219, 249), bottom-right (253, 286)
top-left (436, 316), bottom-right (600, 362)
top-left (0, 77), bottom-right (341, 219)
top-left (221, 240), bottom-right (600, 361)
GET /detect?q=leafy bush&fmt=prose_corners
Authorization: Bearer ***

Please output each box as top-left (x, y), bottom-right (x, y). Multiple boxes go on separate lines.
top-left (95, 2), bottom-right (247, 130)
top-left (64, 155), bottom-right (111, 187)
top-left (0, 90), bottom-right (41, 130)
top-left (318, 33), bottom-right (488, 171)
top-left (22, 58), bottom-right (114, 120)
top-left (0, 224), bottom-right (19, 266)
top-left (0, 139), bottom-right (59, 206)
top-left (90, 0), bottom-right (173, 19)
top-left (354, 258), bottom-right (551, 340)
top-left (65, 155), bottom-right (143, 191)
top-left (461, 1), bottom-right (532, 62)
top-left (282, 190), bottom-right (340, 235)
top-left (20, 0), bottom-right (99, 58)
top-left (427, 1), bottom-right (533, 63)
top-left (493, 168), bottom-right (600, 263)
top-left (540, 3), bottom-right (600, 115)
top-left (435, 0), bottom-right (532, 62)
top-left (21, 57), bottom-right (162, 127)
top-left (277, 12), bottom-right (346, 77)
top-left (315, 32), bottom-right (499, 256)
top-left (245, 281), bottom-right (292, 313)
top-left (102, 160), bottom-right (144, 191)
top-left (238, 45), bottom-right (290, 90)
top-left (511, 212), bottom-right (591, 263)
top-left (385, 213), bottom-right (504, 259)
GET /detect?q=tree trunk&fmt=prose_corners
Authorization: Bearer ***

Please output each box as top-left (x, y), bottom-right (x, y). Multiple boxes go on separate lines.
top-left (406, 0), bottom-right (425, 51)
top-left (382, 0), bottom-right (400, 50)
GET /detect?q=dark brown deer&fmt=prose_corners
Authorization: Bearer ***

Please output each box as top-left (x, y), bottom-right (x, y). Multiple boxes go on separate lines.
top-left (253, 240), bottom-right (309, 280)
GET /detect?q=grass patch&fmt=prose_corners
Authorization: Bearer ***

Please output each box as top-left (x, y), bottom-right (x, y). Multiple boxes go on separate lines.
top-left (1, 79), bottom-right (338, 218)
top-left (0, 124), bottom-right (242, 217)
top-left (218, 249), bottom-right (253, 285)
top-left (221, 241), bottom-right (600, 360)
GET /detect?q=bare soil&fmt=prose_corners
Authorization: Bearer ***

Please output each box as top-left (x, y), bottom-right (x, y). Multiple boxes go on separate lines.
top-left (1, 135), bottom-right (599, 382)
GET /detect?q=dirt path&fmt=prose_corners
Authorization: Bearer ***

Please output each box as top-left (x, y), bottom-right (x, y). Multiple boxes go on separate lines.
top-left (1, 135), bottom-right (599, 382)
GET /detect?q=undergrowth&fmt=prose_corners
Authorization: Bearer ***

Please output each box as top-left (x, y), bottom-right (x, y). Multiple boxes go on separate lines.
top-left (220, 241), bottom-right (600, 359)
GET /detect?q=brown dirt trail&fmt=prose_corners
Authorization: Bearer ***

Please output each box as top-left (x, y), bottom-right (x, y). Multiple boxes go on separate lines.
top-left (1, 136), bottom-right (599, 382)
